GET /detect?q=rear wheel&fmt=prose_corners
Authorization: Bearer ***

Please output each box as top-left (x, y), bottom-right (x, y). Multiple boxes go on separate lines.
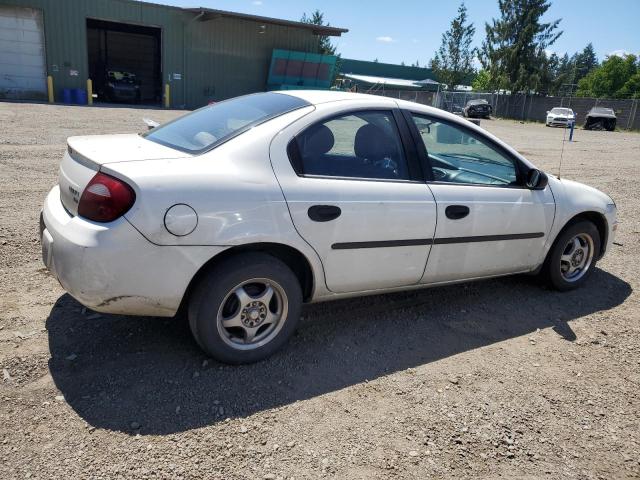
top-left (188, 253), bottom-right (302, 364)
top-left (542, 220), bottom-right (600, 291)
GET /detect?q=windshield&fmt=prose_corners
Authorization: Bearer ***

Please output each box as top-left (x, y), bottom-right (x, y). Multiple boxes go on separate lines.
top-left (108, 71), bottom-right (137, 84)
top-left (591, 107), bottom-right (615, 115)
top-left (550, 108), bottom-right (572, 115)
top-left (144, 92), bottom-right (310, 154)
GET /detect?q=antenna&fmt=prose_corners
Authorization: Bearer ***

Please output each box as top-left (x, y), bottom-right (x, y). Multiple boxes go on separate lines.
top-left (558, 120), bottom-right (568, 179)
top-left (558, 59), bottom-right (579, 179)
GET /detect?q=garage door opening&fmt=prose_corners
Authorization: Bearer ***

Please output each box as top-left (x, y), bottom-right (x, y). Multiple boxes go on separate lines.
top-left (0, 6), bottom-right (47, 101)
top-left (87, 18), bottom-right (161, 105)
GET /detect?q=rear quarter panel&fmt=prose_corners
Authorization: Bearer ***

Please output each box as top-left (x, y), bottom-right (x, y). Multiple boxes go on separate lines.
top-left (104, 107), bottom-right (326, 294)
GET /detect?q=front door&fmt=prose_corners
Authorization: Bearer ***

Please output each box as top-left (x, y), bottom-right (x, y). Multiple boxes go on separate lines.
top-left (271, 108), bottom-right (437, 293)
top-left (406, 113), bottom-right (556, 284)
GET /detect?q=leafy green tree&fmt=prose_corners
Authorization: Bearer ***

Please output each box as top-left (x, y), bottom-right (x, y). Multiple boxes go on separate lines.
top-left (479, 0), bottom-right (562, 92)
top-left (301, 10), bottom-right (337, 55)
top-left (619, 72), bottom-right (640, 99)
top-left (577, 54), bottom-right (638, 98)
top-left (472, 69), bottom-right (491, 91)
top-left (430, 3), bottom-right (476, 90)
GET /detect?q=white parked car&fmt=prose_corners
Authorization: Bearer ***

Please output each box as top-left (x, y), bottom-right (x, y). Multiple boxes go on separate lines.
top-left (41, 91), bottom-right (617, 363)
top-left (546, 107), bottom-right (576, 127)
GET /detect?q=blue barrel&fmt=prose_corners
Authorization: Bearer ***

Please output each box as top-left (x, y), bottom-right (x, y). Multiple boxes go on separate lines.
top-left (73, 88), bottom-right (87, 105)
top-left (61, 88), bottom-right (72, 104)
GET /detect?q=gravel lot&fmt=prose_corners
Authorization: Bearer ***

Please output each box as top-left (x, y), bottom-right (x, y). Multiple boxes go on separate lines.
top-left (1, 102), bottom-right (639, 479)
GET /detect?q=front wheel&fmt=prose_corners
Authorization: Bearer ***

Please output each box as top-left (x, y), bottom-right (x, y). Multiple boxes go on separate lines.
top-left (542, 220), bottom-right (600, 291)
top-left (188, 253), bottom-right (302, 364)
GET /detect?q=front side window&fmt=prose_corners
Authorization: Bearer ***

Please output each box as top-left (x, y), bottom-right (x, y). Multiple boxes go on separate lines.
top-left (410, 114), bottom-right (518, 186)
top-left (145, 92), bottom-right (310, 154)
top-left (290, 110), bottom-right (410, 180)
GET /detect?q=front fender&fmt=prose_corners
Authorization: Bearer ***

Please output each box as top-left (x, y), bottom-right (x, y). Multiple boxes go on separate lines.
top-left (543, 175), bottom-right (616, 260)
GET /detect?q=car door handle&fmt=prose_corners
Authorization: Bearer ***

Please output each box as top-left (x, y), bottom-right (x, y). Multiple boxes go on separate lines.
top-left (308, 205), bottom-right (342, 222)
top-left (445, 205), bottom-right (470, 220)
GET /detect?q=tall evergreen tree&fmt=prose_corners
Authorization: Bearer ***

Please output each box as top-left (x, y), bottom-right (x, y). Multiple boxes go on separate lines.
top-left (537, 51), bottom-right (560, 95)
top-left (301, 10), bottom-right (337, 55)
top-left (479, 0), bottom-right (562, 92)
top-left (573, 43), bottom-right (599, 82)
top-left (554, 52), bottom-right (577, 95)
top-left (430, 3), bottom-right (476, 90)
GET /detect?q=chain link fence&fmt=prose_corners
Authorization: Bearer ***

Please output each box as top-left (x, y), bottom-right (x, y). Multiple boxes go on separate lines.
top-left (367, 89), bottom-right (640, 130)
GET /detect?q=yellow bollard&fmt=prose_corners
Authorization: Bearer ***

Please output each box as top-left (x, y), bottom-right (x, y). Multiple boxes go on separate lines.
top-left (164, 83), bottom-right (170, 108)
top-left (86, 79), bottom-right (93, 105)
top-left (47, 75), bottom-right (54, 103)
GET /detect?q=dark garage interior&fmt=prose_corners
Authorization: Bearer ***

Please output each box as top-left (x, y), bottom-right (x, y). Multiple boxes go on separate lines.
top-left (86, 18), bottom-right (162, 105)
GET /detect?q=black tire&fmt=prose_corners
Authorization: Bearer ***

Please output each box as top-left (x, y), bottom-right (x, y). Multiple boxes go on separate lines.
top-left (188, 253), bottom-right (302, 364)
top-left (541, 220), bottom-right (600, 291)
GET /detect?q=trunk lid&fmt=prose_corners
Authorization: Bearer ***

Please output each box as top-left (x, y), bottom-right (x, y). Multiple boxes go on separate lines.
top-left (59, 134), bottom-right (190, 215)
top-left (67, 134), bottom-right (191, 165)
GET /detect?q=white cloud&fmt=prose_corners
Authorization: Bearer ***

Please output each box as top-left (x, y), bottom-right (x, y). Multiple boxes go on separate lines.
top-left (608, 49), bottom-right (630, 58)
top-left (251, 0), bottom-right (263, 5)
top-left (376, 36), bottom-right (395, 43)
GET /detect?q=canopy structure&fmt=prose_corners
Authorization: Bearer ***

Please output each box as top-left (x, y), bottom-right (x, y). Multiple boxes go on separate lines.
top-left (184, 7), bottom-right (348, 36)
top-left (341, 73), bottom-right (441, 91)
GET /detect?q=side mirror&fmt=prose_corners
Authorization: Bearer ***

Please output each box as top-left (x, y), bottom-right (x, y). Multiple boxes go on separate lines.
top-left (143, 118), bottom-right (160, 130)
top-left (526, 168), bottom-right (548, 190)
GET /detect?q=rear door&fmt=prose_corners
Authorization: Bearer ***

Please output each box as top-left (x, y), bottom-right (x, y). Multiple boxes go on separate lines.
top-left (270, 104), bottom-right (437, 294)
top-left (404, 112), bottom-right (555, 284)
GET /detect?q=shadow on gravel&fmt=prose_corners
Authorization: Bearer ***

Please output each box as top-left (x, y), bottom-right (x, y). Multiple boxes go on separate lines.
top-left (46, 268), bottom-right (631, 435)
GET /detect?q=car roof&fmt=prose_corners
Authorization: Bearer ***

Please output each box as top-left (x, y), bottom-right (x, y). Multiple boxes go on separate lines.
top-left (276, 89), bottom-right (397, 106)
top-left (276, 89), bottom-right (451, 117)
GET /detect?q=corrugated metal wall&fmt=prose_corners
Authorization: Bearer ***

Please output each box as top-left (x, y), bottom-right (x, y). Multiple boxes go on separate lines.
top-left (0, 0), bottom-right (323, 108)
top-left (1, 0), bottom-right (185, 104)
top-left (186, 16), bottom-right (319, 106)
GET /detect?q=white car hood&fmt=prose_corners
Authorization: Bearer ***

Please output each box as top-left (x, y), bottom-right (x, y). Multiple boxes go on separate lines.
top-left (67, 134), bottom-right (191, 165)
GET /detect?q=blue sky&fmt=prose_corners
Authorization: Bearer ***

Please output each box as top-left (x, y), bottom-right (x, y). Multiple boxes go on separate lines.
top-left (153, 0), bottom-right (639, 65)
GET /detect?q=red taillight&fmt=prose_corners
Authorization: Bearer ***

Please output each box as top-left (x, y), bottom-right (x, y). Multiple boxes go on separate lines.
top-left (78, 172), bottom-right (136, 222)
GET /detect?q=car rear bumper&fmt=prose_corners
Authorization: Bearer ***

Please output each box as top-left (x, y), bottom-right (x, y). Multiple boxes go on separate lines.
top-left (41, 186), bottom-right (225, 316)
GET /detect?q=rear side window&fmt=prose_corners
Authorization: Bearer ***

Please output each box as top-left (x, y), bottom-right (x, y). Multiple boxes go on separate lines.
top-left (289, 110), bottom-right (410, 181)
top-left (144, 92), bottom-right (310, 154)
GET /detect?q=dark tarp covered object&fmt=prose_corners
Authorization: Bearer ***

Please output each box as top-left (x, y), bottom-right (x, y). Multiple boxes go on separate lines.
top-left (584, 107), bottom-right (617, 131)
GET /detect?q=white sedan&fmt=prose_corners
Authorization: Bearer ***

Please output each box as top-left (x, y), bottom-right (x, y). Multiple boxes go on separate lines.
top-left (41, 91), bottom-right (617, 363)
top-left (546, 107), bottom-right (576, 127)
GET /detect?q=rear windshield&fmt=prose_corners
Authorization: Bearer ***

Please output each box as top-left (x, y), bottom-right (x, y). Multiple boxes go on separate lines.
top-left (144, 92), bottom-right (310, 154)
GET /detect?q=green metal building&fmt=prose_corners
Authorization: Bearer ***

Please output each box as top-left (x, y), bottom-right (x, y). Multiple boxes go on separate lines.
top-left (0, 0), bottom-right (347, 108)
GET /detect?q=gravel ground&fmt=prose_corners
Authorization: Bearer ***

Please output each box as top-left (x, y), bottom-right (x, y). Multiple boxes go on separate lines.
top-left (1, 102), bottom-right (639, 479)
